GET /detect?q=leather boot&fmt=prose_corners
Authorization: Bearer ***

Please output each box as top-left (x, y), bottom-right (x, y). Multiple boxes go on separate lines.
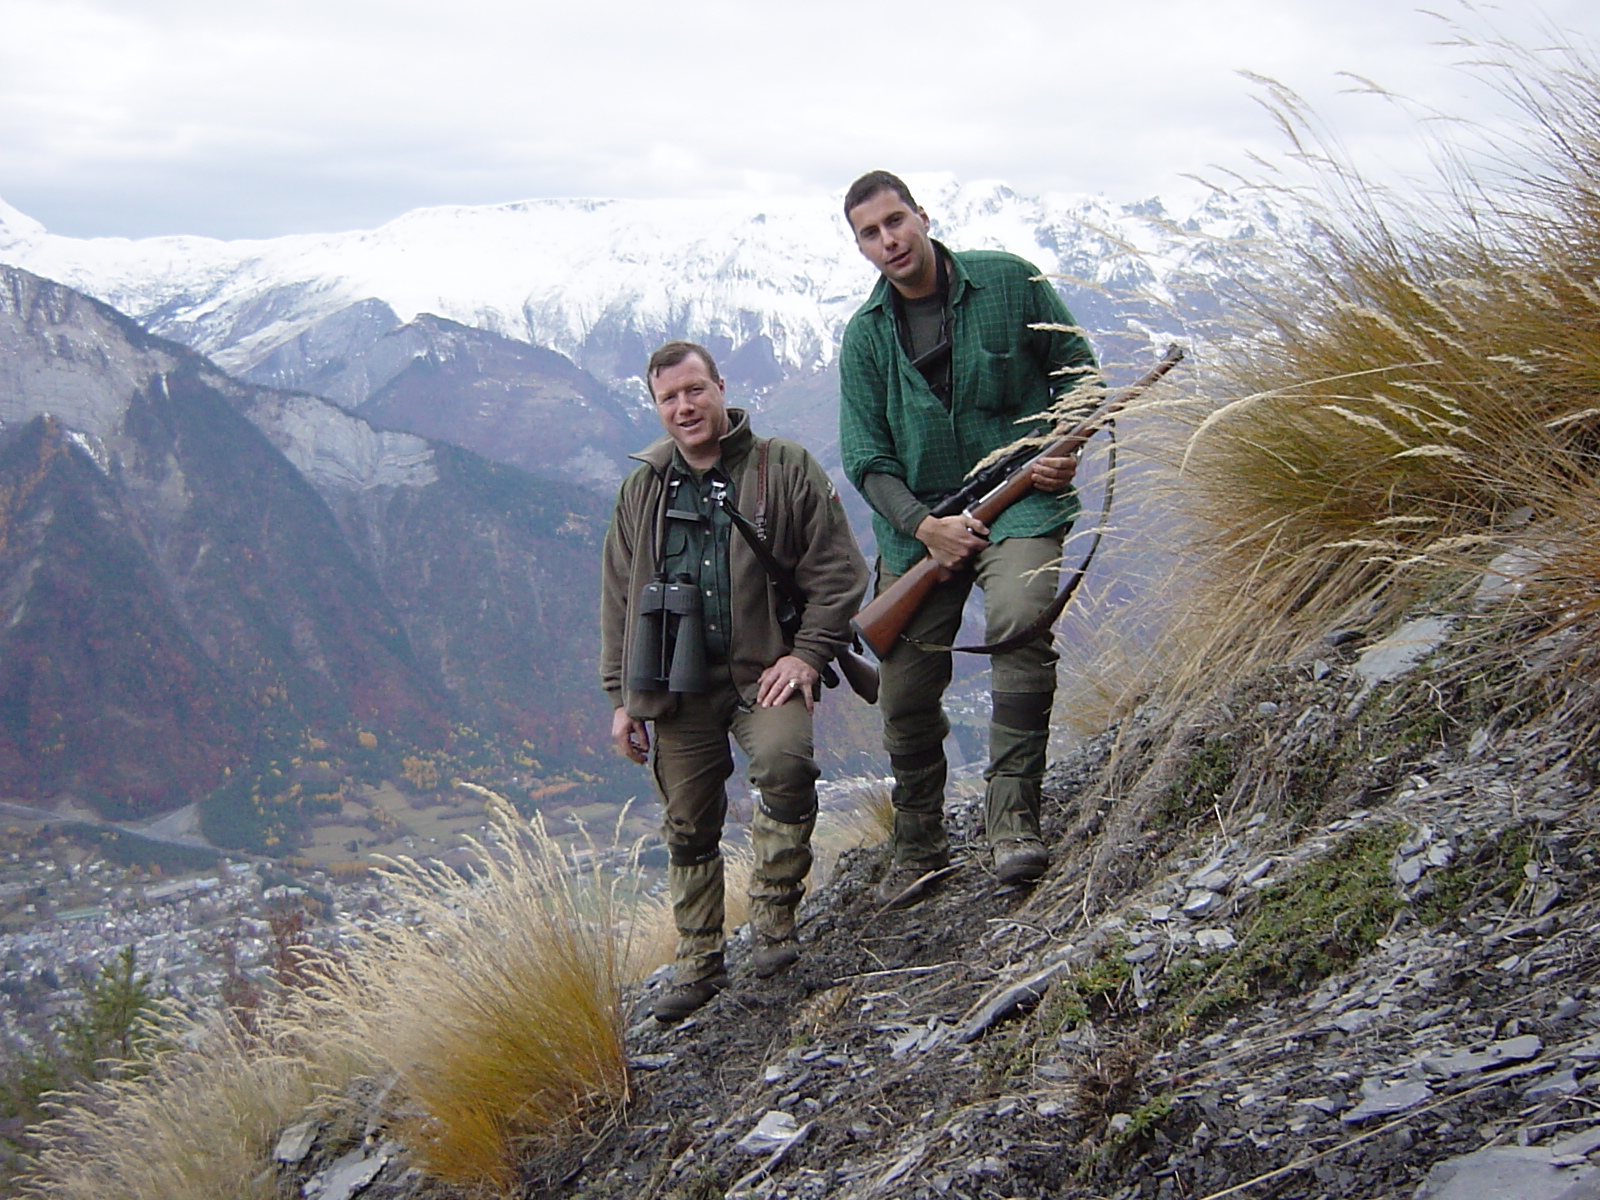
top-left (872, 811), bottom-right (954, 908)
top-left (887, 753), bottom-right (950, 871)
top-left (653, 856), bottom-right (727, 1022)
top-left (748, 809), bottom-right (814, 978)
top-left (985, 723), bottom-right (1050, 885)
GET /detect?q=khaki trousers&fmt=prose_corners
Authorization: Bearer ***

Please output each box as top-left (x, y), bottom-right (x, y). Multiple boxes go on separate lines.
top-left (651, 678), bottom-right (820, 981)
top-left (650, 678), bottom-right (820, 862)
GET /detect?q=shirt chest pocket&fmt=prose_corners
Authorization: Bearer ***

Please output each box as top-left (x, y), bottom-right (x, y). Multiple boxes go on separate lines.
top-left (971, 349), bottom-right (1029, 413)
top-left (662, 521), bottom-right (697, 564)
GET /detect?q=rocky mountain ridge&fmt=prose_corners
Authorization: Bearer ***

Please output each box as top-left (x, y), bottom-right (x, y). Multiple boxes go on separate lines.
top-left (240, 305), bottom-right (650, 489)
top-left (0, 264), bottom-right (623, 849)
top-left (254, 578), bottom-right (1600, 1200)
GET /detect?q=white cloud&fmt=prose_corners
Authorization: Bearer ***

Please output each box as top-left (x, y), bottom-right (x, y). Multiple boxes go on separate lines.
top-left (0, 0), bottom-right (1593, 237)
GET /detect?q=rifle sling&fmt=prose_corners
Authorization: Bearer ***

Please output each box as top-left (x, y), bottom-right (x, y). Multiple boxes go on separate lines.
top-left (905, 419), bottom-right (1117, 656)
top-left (720, 439), bottom-right (843, 689)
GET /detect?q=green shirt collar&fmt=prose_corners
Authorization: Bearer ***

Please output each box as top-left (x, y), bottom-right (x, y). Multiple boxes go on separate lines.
top-left (857, 240), bottom-right (980, 315)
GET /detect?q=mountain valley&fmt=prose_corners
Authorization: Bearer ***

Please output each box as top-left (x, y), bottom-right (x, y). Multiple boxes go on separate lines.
top-left (0, 179), bottom-right (1265, 860)
top-left (0, 265), bottom-right (627, 855)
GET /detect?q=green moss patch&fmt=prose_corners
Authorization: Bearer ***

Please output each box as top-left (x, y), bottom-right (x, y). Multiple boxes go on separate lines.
top-left (1046, 943), bottom-right (1135, 1035)
top-left (1160, 736), bottom-right (1239, 827)
top-left (1166, 823), bottom-right (1408, 1031)
top-left (984, 941), bottom-right (1135, 1082)
top-left (1110, 1093), bottom-right (1175, 1149)
top-left (1415, 826), bottom-right (1536, 927)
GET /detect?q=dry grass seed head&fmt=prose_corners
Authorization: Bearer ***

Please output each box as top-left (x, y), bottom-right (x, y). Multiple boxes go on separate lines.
top-left (1046, 34), bottom-right (1600, 831)
top-left (1129, 82), bottom-right (1599, 713)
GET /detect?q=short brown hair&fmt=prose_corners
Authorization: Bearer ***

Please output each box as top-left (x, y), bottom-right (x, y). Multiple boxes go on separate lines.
top-left (843, 170), bottom-right (919, 224)
top-left (645, 341), bottom-right (721, 397)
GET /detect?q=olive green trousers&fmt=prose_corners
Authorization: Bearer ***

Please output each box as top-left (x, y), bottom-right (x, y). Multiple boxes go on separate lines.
top-left (875, 533), bottom-right (1063, 867)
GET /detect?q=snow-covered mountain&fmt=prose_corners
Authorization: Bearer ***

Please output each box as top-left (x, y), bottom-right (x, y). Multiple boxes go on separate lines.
top-left (0, 178), bottom-right (1284, 388)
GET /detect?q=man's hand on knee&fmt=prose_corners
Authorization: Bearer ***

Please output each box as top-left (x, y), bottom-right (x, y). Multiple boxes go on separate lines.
top-left (611, 706), bottom-right (650, 763)
top-left (756, 655), bottom-right (819, 711)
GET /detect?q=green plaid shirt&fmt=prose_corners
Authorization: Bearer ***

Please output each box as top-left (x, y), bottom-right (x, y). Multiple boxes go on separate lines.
top-left (839, 245), bottom-right (1097, 574)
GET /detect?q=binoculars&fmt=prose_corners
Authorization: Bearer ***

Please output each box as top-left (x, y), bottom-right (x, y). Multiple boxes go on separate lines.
top-left (625, 573), bottom-right (709, 693)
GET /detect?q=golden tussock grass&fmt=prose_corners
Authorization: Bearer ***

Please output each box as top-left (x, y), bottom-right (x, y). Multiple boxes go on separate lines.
top-left (16, 792), bottom-right (635, 1199)
top-left (17, 1023), bottom-right (335, 1200)
top-left (1060, 23), bottom-right (1600, 736)
top-left (302, 793), bottom-right (632, 1193)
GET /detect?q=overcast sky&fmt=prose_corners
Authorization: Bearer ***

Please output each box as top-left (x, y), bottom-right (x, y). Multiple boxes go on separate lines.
top-left (0, 0), bottom-right (1593, 240)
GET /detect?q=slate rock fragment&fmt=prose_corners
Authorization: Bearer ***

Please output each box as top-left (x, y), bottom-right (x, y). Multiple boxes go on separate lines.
top-left (1412, 1147), bottom-right (1600, 1200)
top-left (1341, 1080), bottom-right (1433, 1124)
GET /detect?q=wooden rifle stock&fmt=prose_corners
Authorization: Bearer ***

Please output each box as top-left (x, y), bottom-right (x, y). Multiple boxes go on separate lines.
top-left (834, 643), bottom-right (880, 704)
top-left (854, 556), bottom-right (950, 658)
top-left (852, 343), bottom-right (1184, 659)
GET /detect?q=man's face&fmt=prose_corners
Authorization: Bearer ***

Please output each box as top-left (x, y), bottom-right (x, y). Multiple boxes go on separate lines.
top-left (650, 353), bottom-right (730, 464)
top-left (847, 188), bottom-right (937, 298)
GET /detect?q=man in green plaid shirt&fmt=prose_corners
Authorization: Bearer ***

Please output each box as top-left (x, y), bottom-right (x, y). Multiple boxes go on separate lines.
top-left (838, 170), bottom-right (1097, 902)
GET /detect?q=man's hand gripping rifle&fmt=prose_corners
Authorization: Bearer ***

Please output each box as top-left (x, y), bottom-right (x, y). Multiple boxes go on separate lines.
top-left (852, 343), bottom-right (1185, 659)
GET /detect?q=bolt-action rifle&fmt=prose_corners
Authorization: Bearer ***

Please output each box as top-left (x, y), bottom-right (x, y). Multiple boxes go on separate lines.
top-left (852, 343), bottom-right (1185, 659)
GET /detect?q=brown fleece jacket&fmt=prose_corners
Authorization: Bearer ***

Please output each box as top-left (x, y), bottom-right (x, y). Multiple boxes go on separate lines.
top-left (600, 408), bottom-right (868, 719)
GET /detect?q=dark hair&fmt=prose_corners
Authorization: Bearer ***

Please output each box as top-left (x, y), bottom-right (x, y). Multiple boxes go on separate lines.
top-left (843, 170), bottom-right (919, 223)
top-left (645, 341), bottom-right (721, 397)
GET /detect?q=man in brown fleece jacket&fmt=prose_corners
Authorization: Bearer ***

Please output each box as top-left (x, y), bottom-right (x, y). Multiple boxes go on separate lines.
top-left (600, 340), bottom-right (867, 1022)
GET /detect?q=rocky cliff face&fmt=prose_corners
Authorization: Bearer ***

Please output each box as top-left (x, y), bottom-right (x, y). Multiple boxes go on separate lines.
top-left (0, 265), bottom-right (617, 842)
top-left (240, 306), bottom-right (649, 488)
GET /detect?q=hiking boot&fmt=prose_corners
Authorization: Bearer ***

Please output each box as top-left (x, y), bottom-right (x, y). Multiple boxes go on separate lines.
top-left (750, 938), bottom-right (801, 978)
top-left (667, 856), bottom-right (726, 988)
top-left (747, 809), bottom-right (812, 979)
top-left (994, 838), bottom-right (1049, 886)
top-left (872, 864), bottom-right (955, 909)
top-left (652, 973), bottom-right (726, 1023)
